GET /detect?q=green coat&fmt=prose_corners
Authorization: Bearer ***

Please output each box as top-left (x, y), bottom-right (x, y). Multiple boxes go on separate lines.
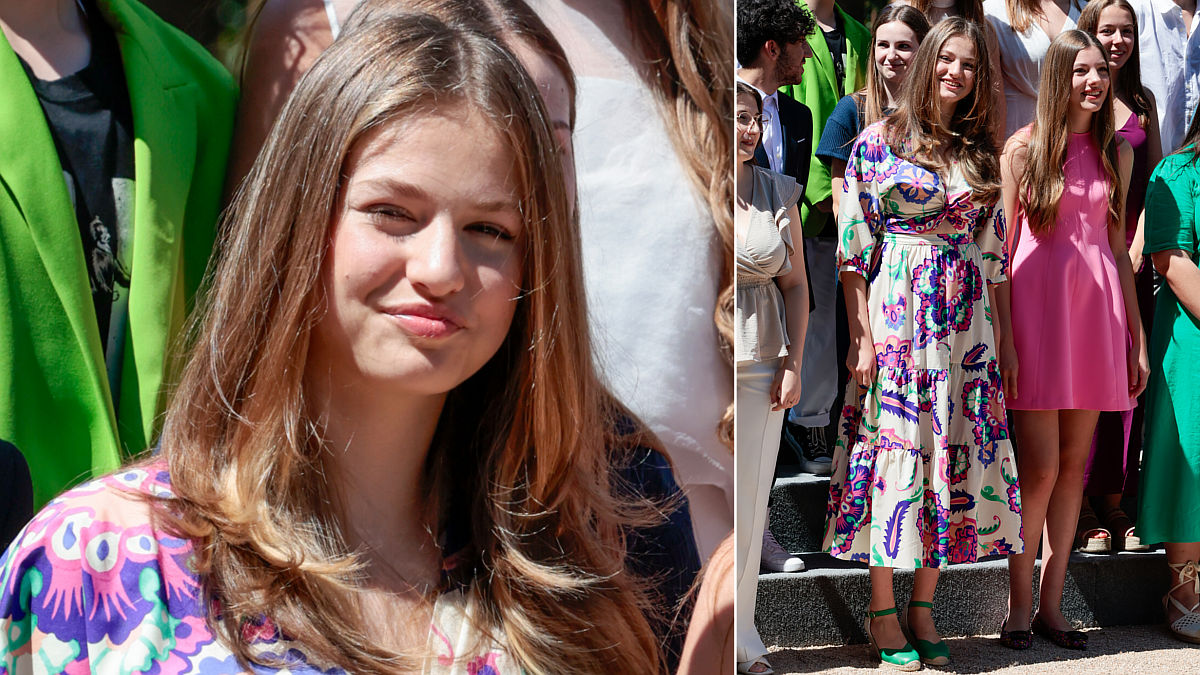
top-left (0, 0), bottom-right (236, 506)
top-left (779, 4), bottom-right (869, 237)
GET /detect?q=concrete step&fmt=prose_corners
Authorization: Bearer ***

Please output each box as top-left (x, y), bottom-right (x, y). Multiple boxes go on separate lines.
top-left (767, 466), bottom-right (830, 554)
top-left (767, 466), bottom-right (1144, 555)
top-left (755, 549), bottom-right (1170, 648)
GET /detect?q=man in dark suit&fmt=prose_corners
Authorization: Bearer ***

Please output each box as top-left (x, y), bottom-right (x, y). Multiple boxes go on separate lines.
top-left (735, 0), bottom-right (819, 578)
top-left (737, 0), bottom-right (816, 187)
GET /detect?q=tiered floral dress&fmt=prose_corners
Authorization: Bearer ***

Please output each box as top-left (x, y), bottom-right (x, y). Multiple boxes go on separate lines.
top-left (0, 465), bottom-right (515, 674)
top-left (822, 122), bottom-right (1024, 569)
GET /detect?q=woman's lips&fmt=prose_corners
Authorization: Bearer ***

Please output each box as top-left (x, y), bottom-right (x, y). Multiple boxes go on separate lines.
top-left (386, 305), bottom-right (463, 338)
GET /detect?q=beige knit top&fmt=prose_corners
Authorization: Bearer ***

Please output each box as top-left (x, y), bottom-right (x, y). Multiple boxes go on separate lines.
top-left (735, 166), bottom-right (801, 364)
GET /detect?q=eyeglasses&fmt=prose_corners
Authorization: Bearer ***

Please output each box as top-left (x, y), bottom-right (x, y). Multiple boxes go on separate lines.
top-left (736, 112), bottom-right (770, 129)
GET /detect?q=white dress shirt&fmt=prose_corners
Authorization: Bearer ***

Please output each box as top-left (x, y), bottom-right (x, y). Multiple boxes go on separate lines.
top-left (1133, 0), bottom-right (1200, 155)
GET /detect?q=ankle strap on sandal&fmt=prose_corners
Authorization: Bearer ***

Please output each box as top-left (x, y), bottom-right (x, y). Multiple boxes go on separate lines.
top-left (909, 601), bottom-right (934, 610)
top-left (867, 607), bottom-right (898, 618)
top-left (1169, 561), bottom-right (1199, 595)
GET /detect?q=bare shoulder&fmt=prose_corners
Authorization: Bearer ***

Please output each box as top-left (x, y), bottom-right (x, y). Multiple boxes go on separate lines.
top-left (1002, 129), bottom-right (1030, 162)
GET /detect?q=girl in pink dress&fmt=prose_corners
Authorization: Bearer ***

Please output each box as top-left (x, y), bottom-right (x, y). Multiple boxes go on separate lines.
top-left (1000, 29), bottom-right (1149, 650)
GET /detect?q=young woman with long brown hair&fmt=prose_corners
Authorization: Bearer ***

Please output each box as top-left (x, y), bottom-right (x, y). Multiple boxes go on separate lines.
top-left (233, 0), bottom-right (735, 562)
top-left (820, 3), bottom-right (930, 214)
top-left (908, 0), bottom-right (1007, 141)
top-left (1001, 28), bottom-right (1147, 651)
top-left (1073, 0), bottom-right (1163, 555)
top-left (0, 14), bottom-right (696, 675)
top-left (823, 17), bottom-right (1022, 670)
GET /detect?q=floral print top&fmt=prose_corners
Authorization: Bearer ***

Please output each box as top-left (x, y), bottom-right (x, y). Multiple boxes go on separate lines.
top-left (0, 465), bottom-right (515, 674)
top-left (837, 121), bottom-right (1008, 287)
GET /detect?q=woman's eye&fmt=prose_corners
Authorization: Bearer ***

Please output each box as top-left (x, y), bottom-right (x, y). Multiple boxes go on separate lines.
top-left (367, 205), bottom-right (412, 221)
top-left (469, 223), bottom-right (516, 241)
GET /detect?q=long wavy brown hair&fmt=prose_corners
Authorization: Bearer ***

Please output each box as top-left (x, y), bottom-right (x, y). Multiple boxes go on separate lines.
top-left (858, 5), bottom-right (931, 127)
top-left (625, 0), bottom-right (735, 448)
top-left (1019, 30), bottom-right (1123, 235)
top-left (1003, 0), bottom-right (1081, 35)
top-left (150, 13), bottom-right (668, 675)
top-left (885, 17), bottom-right (1001, 204)
top-left (1077, 0), bottom-right (1151, 128)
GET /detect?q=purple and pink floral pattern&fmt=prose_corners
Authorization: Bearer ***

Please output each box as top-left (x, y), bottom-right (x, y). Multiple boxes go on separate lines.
top-left (0, 466), bottom-right (517, 674)
top-left (823, 122), bottom-right (1024, 569)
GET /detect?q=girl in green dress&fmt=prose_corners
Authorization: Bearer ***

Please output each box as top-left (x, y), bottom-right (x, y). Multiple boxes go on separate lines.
top-left (1141, 110), bottom-right (1200, 645)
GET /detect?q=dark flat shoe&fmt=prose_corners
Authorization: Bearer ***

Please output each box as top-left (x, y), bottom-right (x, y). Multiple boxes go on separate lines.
top-left (1032, 614), bottom-right (1088, 650)
top-left (999, 614), bottom-right (1032, 650)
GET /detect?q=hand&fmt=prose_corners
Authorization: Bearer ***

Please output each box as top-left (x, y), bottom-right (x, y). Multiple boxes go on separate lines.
top-left (1128, 340), bottom-right (1150, 399)
top-left (771, 363), bottom-right (802, 412)
top-left (998, 336), bottom-right (1019, 401)
top-left (847, 336), bottom-right (877, 389)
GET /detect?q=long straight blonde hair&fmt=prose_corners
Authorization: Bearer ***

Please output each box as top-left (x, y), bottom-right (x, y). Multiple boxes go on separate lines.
top-left (1019, 30), bottom-right (1123, 235)
top-left (885, 17), bottom-right (1001, 204)
top-left (151, 13), bottom-right (667, 675)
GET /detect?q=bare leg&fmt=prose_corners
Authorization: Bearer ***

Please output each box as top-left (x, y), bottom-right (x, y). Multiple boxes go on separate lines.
top-left (1006, 410), bottom-right (1060, 631)
top-left (1037, 409), bottom-right (1100, 631)
top-left (869, 566), bottom-right (907, 649)
top-left (907, 567), bottom-right (942, 643)
top-left (1165, 542), bottom-right (1200, 624)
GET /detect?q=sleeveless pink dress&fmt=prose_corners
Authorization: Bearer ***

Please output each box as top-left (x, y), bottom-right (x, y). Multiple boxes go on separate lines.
top-left (1009, 132), bottom-right (1133, 411)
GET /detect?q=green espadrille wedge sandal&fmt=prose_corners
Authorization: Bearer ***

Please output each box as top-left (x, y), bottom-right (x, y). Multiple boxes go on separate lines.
top-left (902, 601), bottom-right (950, 666)
top-left (865, 607), bottom-right (922, 671)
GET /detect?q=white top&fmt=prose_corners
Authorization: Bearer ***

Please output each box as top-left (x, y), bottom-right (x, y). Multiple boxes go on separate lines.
top-left (526, 0), bottom-right (732, 560)
top-left (984, 0), bottom-right (1083, 138)
top-left (737, 76), bottom-right (784, 173)
top-left (1132, 0), bottom-right (1200, 155)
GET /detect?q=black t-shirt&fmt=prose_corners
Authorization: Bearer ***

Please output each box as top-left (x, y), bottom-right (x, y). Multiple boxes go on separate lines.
top-left (823, 14), bottom-right (847, 99)
top-left (816, 15), bottom-right (847, 237)
top-left (19, 2), bottom-right (134, 396)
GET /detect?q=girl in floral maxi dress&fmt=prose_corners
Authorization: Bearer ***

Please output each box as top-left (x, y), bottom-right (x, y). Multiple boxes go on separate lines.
top-left (822, 17), bottom-right (1024, 670)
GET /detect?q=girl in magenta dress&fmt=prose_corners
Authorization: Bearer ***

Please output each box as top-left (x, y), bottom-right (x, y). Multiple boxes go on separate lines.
top-left (1075, 0), bottom-right (1164, 554)
top-left (1000, 29), bottom-right (1148, 650)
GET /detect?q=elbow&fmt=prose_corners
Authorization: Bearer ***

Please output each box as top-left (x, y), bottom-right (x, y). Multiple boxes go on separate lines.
top-left (1151, 251), bottom-right (1172, 277)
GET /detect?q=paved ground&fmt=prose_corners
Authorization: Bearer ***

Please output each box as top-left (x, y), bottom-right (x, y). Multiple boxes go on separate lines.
top-left (768, 624), bottom-right (1199, 674)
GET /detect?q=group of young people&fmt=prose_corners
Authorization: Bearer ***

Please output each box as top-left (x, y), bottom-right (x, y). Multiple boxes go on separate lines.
top-left (736, 0), bottom-right (1200, 673)
top-left (0, 0), bottom-right (741, 673)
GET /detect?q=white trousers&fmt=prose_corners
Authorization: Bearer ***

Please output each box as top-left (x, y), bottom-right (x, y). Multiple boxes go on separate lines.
top-left (735, 357), bottom-right (785, 663)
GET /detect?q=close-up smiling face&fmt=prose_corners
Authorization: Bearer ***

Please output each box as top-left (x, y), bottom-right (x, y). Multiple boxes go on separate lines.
top-left (935, 35), bottom-right (977, 107)
top-left (1071, 45), bottom-right (1110, 113)
top-left (875, 21), bottom-right (920, 85)
top-left (310, 107), bottom-right (524, 398)
top-left (1094, 5), bottom-right (1136, 71)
